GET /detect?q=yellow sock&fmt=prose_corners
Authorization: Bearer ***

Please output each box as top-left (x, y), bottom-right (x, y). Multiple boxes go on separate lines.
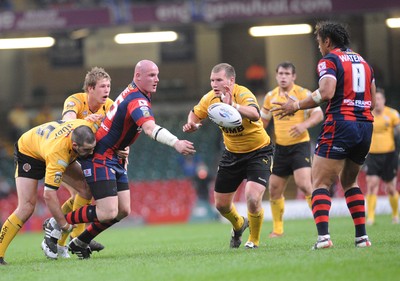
top-left (270, 197), bottom-right (284, 235)
top-left (70, 194), bottom-right (92, 239)
top-left (0, 213), bottom-right (23, 257)
top-left (247, 209), bottom-right (264, 246)
top-left (220, 204), bottom-right (244, 231)
top-left (61, 197), bottom-right (74, 214)
top-left (305, 195), bottom-right (312, 209)
top-left (366, 194), bottom-right (377, 222)
top-left (389, 192), bottom-right (399, 219)
top-left (58, 232), bottom-right (69, 247)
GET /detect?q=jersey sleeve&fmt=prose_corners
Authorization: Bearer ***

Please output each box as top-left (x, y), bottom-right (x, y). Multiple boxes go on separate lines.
top-left (127, 98), bottom-right (155, 127)
top-left (62, 94), bottom-right (83, 117)
top-left (44, 151), bottom-right (70, 190)
top-left (391, 108), bottom-right (400, 127)
top-left (317, 56), bottom-right (338, 81)
top-left (193, 94), bottom-right (211, 120)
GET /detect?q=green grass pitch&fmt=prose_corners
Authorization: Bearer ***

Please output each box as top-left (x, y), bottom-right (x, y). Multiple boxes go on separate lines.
top-left (1, 215), bottom-right (399, 281)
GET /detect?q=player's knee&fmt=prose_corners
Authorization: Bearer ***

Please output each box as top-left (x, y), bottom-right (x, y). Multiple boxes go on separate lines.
top-left (98, 207), bottom-right (119, 221)
top-left (15, 203), bottom-right (35, 221)
top-left (215, 203), bottom-right (230, 214)
top-left (118, 206), bottom-right (131, 219)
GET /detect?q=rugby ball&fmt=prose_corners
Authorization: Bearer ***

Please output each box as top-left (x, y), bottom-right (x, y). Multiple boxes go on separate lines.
top-left (207, 102), bottom-right (242, 128)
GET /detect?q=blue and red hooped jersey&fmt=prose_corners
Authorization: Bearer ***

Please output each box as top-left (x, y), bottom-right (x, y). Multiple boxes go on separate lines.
top-left (94, 82), bottom-right (155, 160)
top-left (317, 48), bottom-right (374, 123)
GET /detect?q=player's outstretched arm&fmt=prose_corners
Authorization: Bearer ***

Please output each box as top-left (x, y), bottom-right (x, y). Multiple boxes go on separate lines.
top-left (142, 120), bottom-right (196, 155)
top-left (183, 111), bottom-right (202, 133)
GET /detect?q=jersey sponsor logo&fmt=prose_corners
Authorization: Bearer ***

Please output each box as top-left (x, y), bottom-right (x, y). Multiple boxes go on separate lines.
top-left (54, 171), bottom-right (62, 184)
top-left (83, 168), bottom-right (92, 177)
top-left (101, 122), bottom-right (109, 132)
top-left (54, 123), bottom-right (74, 138)
top-left (22, 163), bottom-right (31, 172)
top-left (0, 225), bottom-right (9, 243)
top-left (220, 125), bottom-right (245, 134)
top-left (343, 99), bottom-right (371, 108)
top-left (138, 100), bottom-right (149, 106)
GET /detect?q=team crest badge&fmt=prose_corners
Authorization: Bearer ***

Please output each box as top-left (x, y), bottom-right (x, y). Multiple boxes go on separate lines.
top-left (22, 163), bottom-right (31, 172)
top-left (54, 172), bottom-right (62, 184)
top-left (83, 169), bottom-right (92, 177)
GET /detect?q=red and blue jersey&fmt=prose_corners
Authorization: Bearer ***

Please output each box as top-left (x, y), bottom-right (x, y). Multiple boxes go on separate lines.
top-left (317, 48), bottom-right (374, 123)
top-left (94, 82), bottom-right (155, 160)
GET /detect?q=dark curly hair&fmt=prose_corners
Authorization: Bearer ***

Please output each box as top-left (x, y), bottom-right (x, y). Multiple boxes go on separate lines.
top-left (314, 21), bottom-right (350, 48)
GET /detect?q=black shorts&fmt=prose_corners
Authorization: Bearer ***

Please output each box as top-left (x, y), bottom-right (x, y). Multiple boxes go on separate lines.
top-left (14, 143), bottom-right (45, 180)
top-left (89, 180), bottom-right (130, 200)
top-left (364, 152), bottom-right (398, 182)
top-left (215, 145), bottom-right (273, 193)
top-left (272, 142), bottom-right (312, 177)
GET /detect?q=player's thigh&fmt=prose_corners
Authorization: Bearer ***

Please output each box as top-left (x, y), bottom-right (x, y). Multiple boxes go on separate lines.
top-left (340, 158), bottom-right (362, 190)
top-left (366, 175), bottom-right (380, 193)
top-left (95, 193), bottom-right (119, 220)
top-left (293, 167), bottom-right (312, 192)
top-left (245, 181), bottom-right (265, 212)
top-left (117, 189), bottom-right (131, 218)
top-left (63, 164), bottom-right (90, 198)
top-left (15, 177), bottom-right (39, 220)
top-left (311, 155), bottom-right (344, 189)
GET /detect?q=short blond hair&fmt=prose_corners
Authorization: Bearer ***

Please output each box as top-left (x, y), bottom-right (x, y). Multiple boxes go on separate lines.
top-left (82, 67), bottom-right (111, 92)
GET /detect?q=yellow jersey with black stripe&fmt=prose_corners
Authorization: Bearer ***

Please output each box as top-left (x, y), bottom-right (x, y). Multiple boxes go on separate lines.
top-left (17, 119), bottom-right (97, 190)
top-left (193, 84), bottom-right (270, 153)
top-left (263, 85), bottom-right (312, 146)
top-left (62, 92), bottom-right (113, 127)
top-left (369, 106), bottom-right (400, 153)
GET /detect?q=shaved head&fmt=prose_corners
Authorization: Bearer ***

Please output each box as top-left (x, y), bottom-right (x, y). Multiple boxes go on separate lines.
top-left (133, 60), bottom-right (159, 94)
top-left (134, 60), bottom-right (157, 76)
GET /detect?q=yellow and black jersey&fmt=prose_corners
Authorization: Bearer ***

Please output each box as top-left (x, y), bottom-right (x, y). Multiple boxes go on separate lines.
top-left (193, 84), bottom-right (270, 153)
top-left (17, 119), bottom-right (97, 190)
top-left (369, 106), bottom-right (400, 153)
top-left (263, 85), bottom-right (313, 146)
top-left (62, 92), bottom-right (113, 127)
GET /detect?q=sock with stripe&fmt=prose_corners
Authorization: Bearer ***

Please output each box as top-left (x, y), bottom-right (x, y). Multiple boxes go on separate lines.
top-left (345, 187), bottom-right (367, 237)
top-left (61, 197), bottom-right (74, 214)
top-left (78, 219), bottom-right (119, 245)
top-left (0, 213), bottom-right (23, 258)
top-left (311, 188), bottom-right (331, 236)
top-left (220, 204), bottom-right (244, 231)
top-left (65, 205), bottom-right (98, 224)
top-left (247, 209), bottom-right (264, 246)
top-left (70, 194), bottom-right (93, 239)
